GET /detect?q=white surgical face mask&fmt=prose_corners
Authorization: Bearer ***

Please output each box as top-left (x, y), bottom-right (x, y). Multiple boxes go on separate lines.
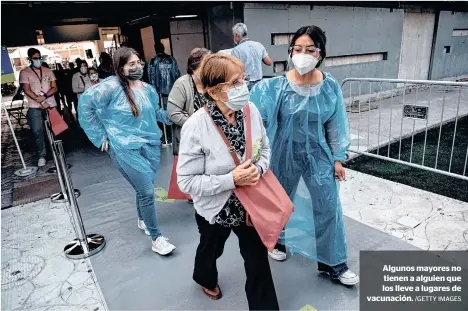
top-left (223, 82), bottom-right (250, 111)
top-left (80, 67), bottom-right (88, 74)
top-left (90, 73), bottom-right (99, 82)
top-left (291, 54), bottom-right (319, 76)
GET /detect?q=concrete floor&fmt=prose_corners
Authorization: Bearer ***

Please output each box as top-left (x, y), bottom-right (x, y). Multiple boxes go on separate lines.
top-left (4, 144), bottom-right (467, 311)
top-left (67, 146), bottom-right (419, 311)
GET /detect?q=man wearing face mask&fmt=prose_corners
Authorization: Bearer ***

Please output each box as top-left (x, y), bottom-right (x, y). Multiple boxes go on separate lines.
top-left (231, 23), bottom-right (273, 91)
top-left (72, 61), bottom-right (92, 121)
top-left (19, 47), bottom-right (58, 167)
top-left (250, 25), bottom-right (359, 286)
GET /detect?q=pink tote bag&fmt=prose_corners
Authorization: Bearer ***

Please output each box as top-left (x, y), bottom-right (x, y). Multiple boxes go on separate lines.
top-left (167, 156), bottom-right (191, 200)
top-left (206, 105), bottom-right (293, 251)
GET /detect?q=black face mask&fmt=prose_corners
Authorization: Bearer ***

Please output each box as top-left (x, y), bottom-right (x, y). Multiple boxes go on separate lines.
top-left (126, 67), bottom-right (143, 81)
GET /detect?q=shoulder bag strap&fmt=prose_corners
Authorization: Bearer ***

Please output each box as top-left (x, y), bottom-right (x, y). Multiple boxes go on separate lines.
top-left (203, 106), bottom-right (241, 166)
top-left (80, 75), bottom-right (86, 88)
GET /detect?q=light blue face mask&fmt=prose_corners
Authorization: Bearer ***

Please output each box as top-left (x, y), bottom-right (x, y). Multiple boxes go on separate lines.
top-left (32, 59), bottom-right (42, 68)
top-left (223, 82), bottom-right (250, 111)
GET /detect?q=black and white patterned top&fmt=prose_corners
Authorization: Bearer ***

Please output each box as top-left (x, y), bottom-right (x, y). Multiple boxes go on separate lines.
top-left (191, 77), bottom-right (208, 111)
top-left (207, 100), bottom-right (246, 227)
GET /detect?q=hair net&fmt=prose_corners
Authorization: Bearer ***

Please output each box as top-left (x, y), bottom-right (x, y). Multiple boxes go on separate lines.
top-left (249, 73), bottom-right (350, 266)
top-left (78, 76), bottom-right (172, 181)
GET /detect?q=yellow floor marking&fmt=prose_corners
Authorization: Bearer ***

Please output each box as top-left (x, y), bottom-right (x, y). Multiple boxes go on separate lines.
top-left (299, 304), bottom-right (317, 311)
top-left (154, 187), bottom-right (175, 203)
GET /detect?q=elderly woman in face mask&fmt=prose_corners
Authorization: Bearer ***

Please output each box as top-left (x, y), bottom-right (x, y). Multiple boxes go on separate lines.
top-left (177, 53), bottom-right (279, 310)
top-left (249, 25), bottom-right (359, 286)
top-left (78, 47), bottom-right (176, 256)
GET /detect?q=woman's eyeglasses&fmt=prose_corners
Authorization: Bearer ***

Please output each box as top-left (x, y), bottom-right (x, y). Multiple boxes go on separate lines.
top-left (290, 45), bottom-right (321, 55)
top-left (219, 75), bottom-right (247, 89)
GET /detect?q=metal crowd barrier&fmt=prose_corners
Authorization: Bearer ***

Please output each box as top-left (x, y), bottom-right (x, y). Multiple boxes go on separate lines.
top-left (44, 116), bottom-right (106, 259)
top-left (159, 93), bottom-right (172, 147)
top-left (2, 102), bottom-right (37, 177)
top-left (341, 77), bottom-right (468, 181)
top-left (44, 117), bottom-right (79, 203)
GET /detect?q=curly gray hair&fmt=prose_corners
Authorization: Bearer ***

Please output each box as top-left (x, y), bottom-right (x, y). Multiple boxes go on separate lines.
top-left (232, 23), bottom-right (248, 37)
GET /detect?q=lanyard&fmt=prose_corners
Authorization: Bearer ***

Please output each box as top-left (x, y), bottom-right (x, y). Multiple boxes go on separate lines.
top-left (30, 67), bottom-right (43, 85)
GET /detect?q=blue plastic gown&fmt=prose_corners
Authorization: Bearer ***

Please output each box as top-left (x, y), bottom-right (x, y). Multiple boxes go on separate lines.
top-left (249, 73), bottom-right (350, 266)
top-left (78, 76), bottom-right (172, 182)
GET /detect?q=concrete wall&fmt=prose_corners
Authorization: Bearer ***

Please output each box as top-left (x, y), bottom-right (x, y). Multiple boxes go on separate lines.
top-left (243, 4), bottom-right (405, 95)
top-left (430, 11), bottom-right (468, 79)
top-left (206, 3), bottom-right (243, 52)
top-left (398, 12), bottom-right (436, 80)
top-left (169, 20), bottom-right (205, 74)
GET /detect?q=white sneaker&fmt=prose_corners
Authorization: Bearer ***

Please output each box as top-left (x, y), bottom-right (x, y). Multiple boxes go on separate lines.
top-left (337, 270), bottom-right (360, 285)
top-left (137, 219), bottom-right (150, 236)
top-left (38, 157), bottom-right (46, 167)
top-left (152, 236), bottom-right (176, 256)
top-left (320, 269), bottom-right (360, 286)
top-left (268, 249), bottom-right (287, 261)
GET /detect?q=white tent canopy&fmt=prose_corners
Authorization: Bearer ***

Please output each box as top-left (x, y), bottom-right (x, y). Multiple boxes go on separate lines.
top-left (9, 46), bottom-right (55, 58)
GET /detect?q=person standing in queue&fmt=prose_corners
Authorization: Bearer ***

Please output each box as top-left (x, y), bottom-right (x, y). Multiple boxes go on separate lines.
top-left (72, 61), bottom-right (92, 121)
top-left (78, 47), bottom-right (176, 256)
top-left (177, 53), bottom-right (279, 310)
top-left (249, 25), bottom-right (359, 286)
top-left (19, 47), bottom-right (58, 167)
top-left (167, 47), bottom-right (212, 204)
top-left (97, 52), bottom-right (114, 80)
top-left (89, 67), bottom-right (100, 86)
top-left (231, 23), bottom-right (272, 91)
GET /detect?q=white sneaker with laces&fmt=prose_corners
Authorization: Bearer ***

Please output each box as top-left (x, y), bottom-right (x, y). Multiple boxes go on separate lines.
top-left (337, 270), bottom-right (359, 285)
top-left (152, 236), bottom-right (176, 256)
top-left (137, 219), bottom-right (150, 236)
top-left (268, 249), bottom-right (287, 261)
top-left (38, 157), bottom-right (46, 167)
top-left (320, 269), bottom-right (360, 286)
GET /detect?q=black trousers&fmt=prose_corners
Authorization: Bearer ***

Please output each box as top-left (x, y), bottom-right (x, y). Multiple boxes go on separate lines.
top-left (193, 213), bottom-right (279, 311)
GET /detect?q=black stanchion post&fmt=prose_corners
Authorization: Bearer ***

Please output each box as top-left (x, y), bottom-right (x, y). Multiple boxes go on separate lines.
top-left (55, 140), bottom-right (106, 259)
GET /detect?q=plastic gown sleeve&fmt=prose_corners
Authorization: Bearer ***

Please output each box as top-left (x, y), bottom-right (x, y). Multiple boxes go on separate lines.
top-left (149, 86), bottom-right (172, 125)
top-left (78, 84), bottom-right (110, 148)
top-left (177, 118), bottom-right (236, 197)
top-left (249, 77), bottom-right (285, 142)
top-left (325, 82), bottom-right (350, 161)
top-left (252, 104), bottom-right (271, 174)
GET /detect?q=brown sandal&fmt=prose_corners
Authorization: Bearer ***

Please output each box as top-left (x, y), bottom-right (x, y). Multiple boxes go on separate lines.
top-left (202, 284), bottom-right (223, 300)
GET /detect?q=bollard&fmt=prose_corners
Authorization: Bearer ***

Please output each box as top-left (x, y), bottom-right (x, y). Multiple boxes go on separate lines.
top-left (159, 93), bottom-right (172, 148)
top-left (44, 118), bottom-right (79, 203)
top-left (55, 140), bottom-right (106, 259)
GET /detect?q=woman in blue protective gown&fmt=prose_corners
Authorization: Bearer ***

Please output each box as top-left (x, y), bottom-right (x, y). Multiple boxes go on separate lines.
top-left (78, 47), bottom-right (176, 256)
top-left (249, 25), bottom-right (359, 286)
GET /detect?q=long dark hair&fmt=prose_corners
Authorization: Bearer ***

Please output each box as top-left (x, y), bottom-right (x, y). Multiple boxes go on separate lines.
top-left (113, 47), bottom-right (140, 117)
top-left (289, 25), bottom-right (327, 68)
